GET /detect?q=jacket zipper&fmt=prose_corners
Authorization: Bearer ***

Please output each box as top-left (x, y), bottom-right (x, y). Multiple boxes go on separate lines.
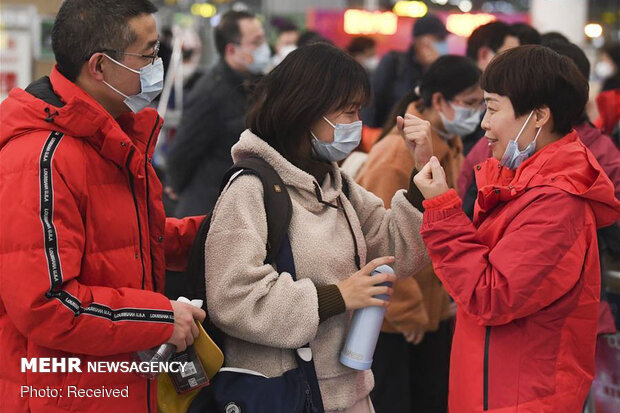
top-left (483, 326), bottom-right (491, 411)
top-left (141, 117), bottom-right (160, 413)
top-left (126, 148), bottom-right (147, 290)
top-left (123, 119), bottom-right (161, 413)
top-left (146, 377), bottom-right (152, 413)
top-left (143, 117), bottom-right (160, 292)
top-left (125, 148), bottom-right (152, 413)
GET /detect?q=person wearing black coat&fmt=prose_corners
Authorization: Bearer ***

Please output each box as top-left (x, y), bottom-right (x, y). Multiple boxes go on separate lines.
top-left (166, 11), bottom-right (267, 217)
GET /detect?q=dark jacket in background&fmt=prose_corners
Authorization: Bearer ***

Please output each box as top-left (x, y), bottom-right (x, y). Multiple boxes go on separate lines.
top-left (167, 60), bottom-right (250, 217)
top-left (362, 46), bottom-right (425, 128)
top-left (461, 123), bottom-right (485, 156)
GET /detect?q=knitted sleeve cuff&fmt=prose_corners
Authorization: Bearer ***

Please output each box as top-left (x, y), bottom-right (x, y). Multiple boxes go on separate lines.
top-left (317, 284), bottom-right (346, 323)
top-left (405, 169), bottom-right (425, 211)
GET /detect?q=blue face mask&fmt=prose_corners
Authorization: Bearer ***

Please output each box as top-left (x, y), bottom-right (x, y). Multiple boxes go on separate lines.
top-left (103, 55), bottom-right (164, 113)
top-left (434, 40), bottom-right (449, 56)
top-left (439, 103), bottom-right (483, 137)
top-left (500, 110), bottom-right (542, 169)
top-left (311, 117), bottom-right (362, 162)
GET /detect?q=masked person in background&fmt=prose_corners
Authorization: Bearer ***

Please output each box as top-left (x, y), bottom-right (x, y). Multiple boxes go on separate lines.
top-left (166, 10), bottom-right (269, 217)
top-left (407, 45), bottom-right (620, 412)
top-left (596, 42), bottom-right (620, 92)
top-left (0, 1), bottom-right (206, 412)
top-left (269, 17), bottom-right (299, 69)
top-left (362, 14), bottom-right (449, 128)
top-left (346, 36), bottom-right (379, 74)
top-left (357, 55), bottom-right (482, 413)
top-left (204, 43), bottom-right (435, 413)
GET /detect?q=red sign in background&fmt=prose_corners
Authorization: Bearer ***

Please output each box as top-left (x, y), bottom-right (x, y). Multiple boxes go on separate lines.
top-left (306, 10), bottom-right (529, 57)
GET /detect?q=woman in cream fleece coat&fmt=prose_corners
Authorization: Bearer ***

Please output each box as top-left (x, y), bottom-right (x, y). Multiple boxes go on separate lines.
top-left (205, 44), bottom-right (433, 412)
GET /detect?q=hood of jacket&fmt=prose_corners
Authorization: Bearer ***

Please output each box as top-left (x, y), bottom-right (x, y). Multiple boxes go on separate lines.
top-left (0, 65), bottom-right (162, 175)
top-left (475, 130), bottom-right (620, 228)
top-left (574, 121), bottom-right (606, 148)
top-left (231, 129), bottom-right (344, 208)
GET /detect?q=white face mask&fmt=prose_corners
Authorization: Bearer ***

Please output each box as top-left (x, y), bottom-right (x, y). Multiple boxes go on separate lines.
top-left (103, 55), bottom-right (164, 113)
top-left (439, 103), bottom-right (483, 137)
top-left (363, 56), bottom-right (380, 72)
top-left (500, 110), bottom-right (542, 169)
top-left (311, 116), bottom-right (363, 162)
top-left (270, 44), bottom-right (297, 69)
top-left (594, 61), bottom-right (615, 80)
top-left (243, 42), bottom-right (271, 75)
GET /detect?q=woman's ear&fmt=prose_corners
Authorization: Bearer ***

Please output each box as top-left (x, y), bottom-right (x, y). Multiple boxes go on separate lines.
top-left (431, 91), bottom-right (445, 112)
top-left (534, 106), bottom-right (552, 129)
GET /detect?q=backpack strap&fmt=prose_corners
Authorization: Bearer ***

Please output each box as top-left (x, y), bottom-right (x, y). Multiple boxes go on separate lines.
top-left (221, 159), bottom-right (325, 412)
top-left (182, 157), bottom-right (292, 302)
top-left (220, 157), bottom-right (293, 265)
top-left (183, 212), bottom-right (213, 301)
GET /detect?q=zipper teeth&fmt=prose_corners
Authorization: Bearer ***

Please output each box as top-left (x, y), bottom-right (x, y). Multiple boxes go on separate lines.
top-left (483, 326), bottom-right (491, 411)
top-left (144, 117), bottom-right (159, 292)
top-left (143, 119), bottom-right (159, 413)
top-left (146, 379), bottom-right (151, 413)
top-left (126, 149), bottom-right (147, 291)
top-left (126, 148), bottom-right (150, 412)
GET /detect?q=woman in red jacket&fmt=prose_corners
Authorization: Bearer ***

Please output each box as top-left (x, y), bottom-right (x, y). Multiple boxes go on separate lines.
top-left (404, 45), bottom-right (620, 412)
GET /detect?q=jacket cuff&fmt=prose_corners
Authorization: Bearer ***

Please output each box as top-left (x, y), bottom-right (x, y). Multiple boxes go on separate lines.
top-left (422, 189), bottom-right (463, 224)
top-left (317, 284), bottom-right (346, 323)
top-left (405, 169), bottom-right (425, 211)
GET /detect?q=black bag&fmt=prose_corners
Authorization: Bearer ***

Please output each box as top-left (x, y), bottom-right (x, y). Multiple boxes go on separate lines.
top-left (175, 157), bottom-right (327, 413)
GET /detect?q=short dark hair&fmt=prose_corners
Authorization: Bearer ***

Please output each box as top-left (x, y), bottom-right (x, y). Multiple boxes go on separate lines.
top-left (246, 43), bottom-right (370, 164)
top-left (467, 21), bottom-right (514, 61)
top-left (417, 55), bottom-right (481, 108)
top-left (540, 32), bottom-right (569, 46)
top-left (346, 37), bottom-right (376, 55)
top-left (214, 11), bottom-right (255, 57)
top-left (511, 23), bottom-right (541, 45)
top-left (297, 31), bottom-right (333, 47)
top-left (545, 41), bottom-right (590, 80)
top-left (270, 17), bottom-right (299, 34)
top-left (481, 45), bottom-right (588, 135)
top-left (51, 0), bottom-right (157, 82)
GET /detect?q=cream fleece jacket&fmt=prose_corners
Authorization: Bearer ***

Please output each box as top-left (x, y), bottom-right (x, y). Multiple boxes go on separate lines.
top-left (205, 130), bottom-right (430, 411)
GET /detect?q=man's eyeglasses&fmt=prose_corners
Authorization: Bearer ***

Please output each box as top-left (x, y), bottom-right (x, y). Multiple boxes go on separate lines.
top-left (101, 41), bottom-right (160, 65)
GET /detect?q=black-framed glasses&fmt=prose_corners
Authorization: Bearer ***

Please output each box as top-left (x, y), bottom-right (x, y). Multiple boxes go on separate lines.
top-left (101, 41), bottom-right (160, 65)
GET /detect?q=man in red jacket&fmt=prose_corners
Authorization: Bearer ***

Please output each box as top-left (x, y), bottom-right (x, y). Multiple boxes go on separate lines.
top-left (404, 46), bottom-right (620, 412)
top-left (0, 1), bottom-right (205, 412)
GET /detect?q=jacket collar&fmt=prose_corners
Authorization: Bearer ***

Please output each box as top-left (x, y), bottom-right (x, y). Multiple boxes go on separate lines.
top-left (473, 130), bottom-right (620, 227)
top-left (2, 66), bottom-right (162, 176)
top-left (216, 59), bottom-right (248, 85)
top-left (232, 130), bottom-right (344, 208)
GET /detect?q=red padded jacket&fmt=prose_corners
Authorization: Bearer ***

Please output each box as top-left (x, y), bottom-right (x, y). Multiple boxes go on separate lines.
top-left (421, 132), bottom-right (620, 412)
top-left (0, 67), bottom-right (202, 413)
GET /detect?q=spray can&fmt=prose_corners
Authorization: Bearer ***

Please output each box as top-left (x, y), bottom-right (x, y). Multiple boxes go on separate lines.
top-left (339, 264), bottom-right (394, 370)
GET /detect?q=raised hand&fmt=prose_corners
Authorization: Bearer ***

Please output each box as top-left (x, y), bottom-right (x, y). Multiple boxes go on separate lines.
top-left (397, 113), bottom-right (433, 170)
top-left (413, 156), bottom-right (449, 200)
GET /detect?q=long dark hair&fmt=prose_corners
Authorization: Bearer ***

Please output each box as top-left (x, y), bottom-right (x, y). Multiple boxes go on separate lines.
top-left (376, 55), bottom-right (481, 145)
top-left (377, 89), bottom-right (419, 143)
top-left (246, 43), bottom-right (370, 171)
